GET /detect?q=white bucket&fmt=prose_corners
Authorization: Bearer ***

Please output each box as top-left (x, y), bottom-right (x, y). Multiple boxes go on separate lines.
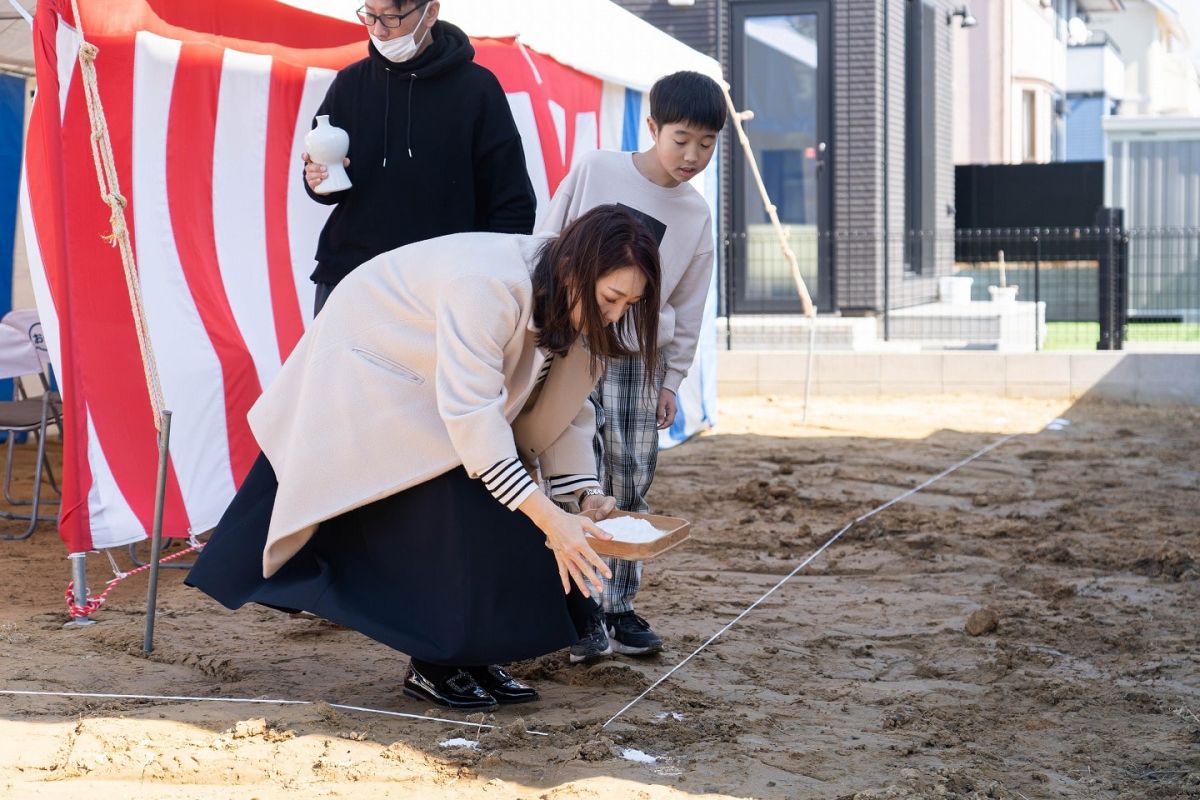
top-left (988, 285), bottom-right (1019, 303)
top-left (938, 276), bottom-right (974, 305)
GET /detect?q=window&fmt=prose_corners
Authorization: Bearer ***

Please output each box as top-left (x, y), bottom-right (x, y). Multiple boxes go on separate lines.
top-left (1022, 89), bottom-right (1038, 162)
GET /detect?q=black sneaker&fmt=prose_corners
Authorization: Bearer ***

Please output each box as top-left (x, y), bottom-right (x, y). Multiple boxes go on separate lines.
top-left (569, 608), bottom-right (613, 664)
top-left (606, 612), bottom-right (663, 656)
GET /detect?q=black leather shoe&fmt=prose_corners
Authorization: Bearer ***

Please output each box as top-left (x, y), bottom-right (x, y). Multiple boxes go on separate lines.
top-left (403, 664), bottom-right (498, 710)
top-left (468, 665), bottom-right (539, 704)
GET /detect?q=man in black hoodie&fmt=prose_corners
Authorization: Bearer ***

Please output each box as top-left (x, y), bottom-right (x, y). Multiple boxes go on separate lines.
top-left (303, 0), bottom-right (536, 313)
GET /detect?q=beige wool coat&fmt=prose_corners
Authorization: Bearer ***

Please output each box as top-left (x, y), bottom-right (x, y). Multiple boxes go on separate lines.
top-left (250, 232), bottom-right (600, 577)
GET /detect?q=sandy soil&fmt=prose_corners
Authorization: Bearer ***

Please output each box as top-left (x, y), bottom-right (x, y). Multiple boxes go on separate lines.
top-left (1, 395), bottom-right (1197, 799)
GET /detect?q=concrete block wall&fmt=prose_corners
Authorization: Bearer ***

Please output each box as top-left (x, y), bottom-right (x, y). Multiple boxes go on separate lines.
top-left (717, 351), bottom-right (1200, 405)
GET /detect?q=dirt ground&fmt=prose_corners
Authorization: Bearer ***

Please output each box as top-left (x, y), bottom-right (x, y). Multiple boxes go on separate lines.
top-left (1, 394), bottom-right (1197, 799)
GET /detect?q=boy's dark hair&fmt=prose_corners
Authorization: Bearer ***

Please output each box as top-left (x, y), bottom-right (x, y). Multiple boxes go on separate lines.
top-left (649, 71), bottom-right (727, 132)
top-left (532, 205), bottom-right (661, 379)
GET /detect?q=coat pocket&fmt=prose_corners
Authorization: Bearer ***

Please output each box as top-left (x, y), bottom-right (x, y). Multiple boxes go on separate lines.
top-left (351, 347), bottom-right (425, 385)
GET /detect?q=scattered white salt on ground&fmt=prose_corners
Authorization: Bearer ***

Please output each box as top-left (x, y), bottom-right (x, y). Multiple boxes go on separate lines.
top-left (595, 516), bottom-right (664, 543)
top-left (621, 748), bottom-right (658, 764)
top-left (438, 738), bottom-right (480, 750)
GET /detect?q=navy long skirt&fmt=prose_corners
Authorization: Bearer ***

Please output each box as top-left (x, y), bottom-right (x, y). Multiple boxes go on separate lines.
top-left (186, 453), bottom-right (591, 666)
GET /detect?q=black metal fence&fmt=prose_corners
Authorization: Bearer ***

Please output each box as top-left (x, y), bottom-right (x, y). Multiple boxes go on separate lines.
top-left (721, 222), bottom-right (1200, 352)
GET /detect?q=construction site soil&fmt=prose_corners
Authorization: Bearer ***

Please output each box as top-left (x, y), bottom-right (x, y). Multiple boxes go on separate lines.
top-left (1, 395), bottom-right (1197, 799)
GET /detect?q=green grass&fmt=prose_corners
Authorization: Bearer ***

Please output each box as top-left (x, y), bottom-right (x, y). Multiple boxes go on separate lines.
top-left (1042, 322), bottom-right (1200, 351)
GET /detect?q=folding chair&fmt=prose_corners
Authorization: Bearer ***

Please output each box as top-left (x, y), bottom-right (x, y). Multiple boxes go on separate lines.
top-left (0, 310), bottom-right (63, 541)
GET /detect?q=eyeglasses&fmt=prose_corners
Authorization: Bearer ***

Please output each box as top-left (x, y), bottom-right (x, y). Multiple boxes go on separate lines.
top-left (356, 2), bottom-right (429, 29)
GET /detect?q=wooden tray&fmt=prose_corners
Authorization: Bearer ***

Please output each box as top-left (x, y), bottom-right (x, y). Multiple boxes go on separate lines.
top-left (585, 510), bottom-right (691, 560)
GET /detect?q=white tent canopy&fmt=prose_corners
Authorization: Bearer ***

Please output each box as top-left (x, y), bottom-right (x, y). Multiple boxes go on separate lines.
top-left (281, 0), bottom-right (724, 91)
top-left (1, 1), bottom-right (726, 87)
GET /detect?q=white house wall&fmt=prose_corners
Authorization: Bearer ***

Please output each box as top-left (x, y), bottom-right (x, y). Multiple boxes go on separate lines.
top-left (1088, 1), bottom-right (1200, 117)
top-left (1147, 41), bottom-right (1200, 115)
top-left (953, 0), bottom-right (1000, 164)
top-left (954, 0), bottom-right (1068, 165)
top-left (1009, 0), bottom-right (1066, 164)
top-left (1066, 43), bottom-right (1125, 99)
top-left (1011, 0), bottom-right (1066, 91)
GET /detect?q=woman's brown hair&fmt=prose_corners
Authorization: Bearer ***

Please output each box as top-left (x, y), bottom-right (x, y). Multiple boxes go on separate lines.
top-left (532, 204), bottom-right (661, 378)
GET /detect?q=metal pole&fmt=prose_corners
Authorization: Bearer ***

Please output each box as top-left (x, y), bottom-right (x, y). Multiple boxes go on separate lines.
top-left (718, 0), bottom-right (731, 334)
top-left (1096, 209), bottom-right (1116, 350)
top-left (1114, 216), bottom-right (1128, 351)
top-left (882, 0), bottom-right (890, 342)
top-left (64, 552), bottom-right (94, 627)
top-left (1034, 230), bottom-right (1042, 351)
top-left (724, 233), bottom-right (733, 350)
top-left (802, 323), bottom-right (816, 424)
top-left (143, 409), bottom-right (172, 653)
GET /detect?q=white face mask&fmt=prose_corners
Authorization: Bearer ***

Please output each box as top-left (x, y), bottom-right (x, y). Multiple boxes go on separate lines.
top-left (369, 3), bottom-right (432, 63)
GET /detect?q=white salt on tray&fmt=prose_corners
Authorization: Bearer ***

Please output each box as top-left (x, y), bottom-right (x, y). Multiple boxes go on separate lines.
top-left (594, 516), bottom-right (665, 543)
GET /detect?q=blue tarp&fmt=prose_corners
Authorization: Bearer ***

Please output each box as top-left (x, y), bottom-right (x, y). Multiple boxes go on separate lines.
top-left (0, 73), bottom-right (25, 416)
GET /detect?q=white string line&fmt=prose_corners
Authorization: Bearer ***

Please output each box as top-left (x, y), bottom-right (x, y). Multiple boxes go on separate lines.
top-left (0, 689), bottom-right (549, 736)
top-left (514, 37), bottom-right (543, 85)
top-left (5, 0), bottom-right (32, 26)
top-left (601, 433), bottom-right (1018, 729)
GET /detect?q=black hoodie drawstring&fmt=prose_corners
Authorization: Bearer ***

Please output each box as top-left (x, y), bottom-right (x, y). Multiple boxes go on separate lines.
top-left (382, 67), bottom-right (392, 167)
top-left (406, 74), bottom-right (416, 158)
top-left (382, 70), bottom-right (416, 164)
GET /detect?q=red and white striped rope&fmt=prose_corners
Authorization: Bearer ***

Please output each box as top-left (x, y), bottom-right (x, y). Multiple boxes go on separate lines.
top-left (65, 542), bottom-right (204, 618)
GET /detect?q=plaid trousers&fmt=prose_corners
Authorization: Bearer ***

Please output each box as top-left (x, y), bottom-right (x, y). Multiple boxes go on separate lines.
top-left (592, 354), bottom-right (665, 614)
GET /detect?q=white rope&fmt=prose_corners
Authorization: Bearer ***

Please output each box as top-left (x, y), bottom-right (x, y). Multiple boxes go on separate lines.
top-left (601, 433), bottom-right (1018, 729)
top-left (66, 0), bottom-right (167, 429)
top-left (0, 689), bottom-right (550, 736)
top-left (5, 0), bottom-right (32, 26)
top-left (102, 548), bottom-right (127, 579)
top-left (515, 37), bottom-right (543, 85)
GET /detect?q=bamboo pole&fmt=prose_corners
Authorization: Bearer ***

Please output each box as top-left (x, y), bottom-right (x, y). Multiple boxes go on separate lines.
top-left (719, 82), bottom-right (818, 421)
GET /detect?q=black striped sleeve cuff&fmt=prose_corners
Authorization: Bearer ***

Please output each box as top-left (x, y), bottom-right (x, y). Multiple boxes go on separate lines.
top-left (480, 457), bottom-right (538, 510)
top-left (546, 474), bottom-right (600, 500)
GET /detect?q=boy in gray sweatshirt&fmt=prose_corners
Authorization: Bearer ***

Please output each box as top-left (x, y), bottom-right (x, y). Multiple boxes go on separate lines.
top-left (539, 71), bottom-right (727, 661)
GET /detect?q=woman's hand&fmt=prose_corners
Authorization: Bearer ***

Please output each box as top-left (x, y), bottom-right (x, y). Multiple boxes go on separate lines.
top-left (520, 491), bottom-right (613, 597)
top-left (302, 151), bottom-right (350, 191)
top-left (579, 493), bottom-right (617, 521)
top-left (656, 388), bottom-right (677, 430)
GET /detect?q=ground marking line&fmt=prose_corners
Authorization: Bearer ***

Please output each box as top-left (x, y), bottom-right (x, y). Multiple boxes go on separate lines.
top-left (0, 689), bottom-right (549, 736)
top-left (602, 433), bottom-right (1020, 729)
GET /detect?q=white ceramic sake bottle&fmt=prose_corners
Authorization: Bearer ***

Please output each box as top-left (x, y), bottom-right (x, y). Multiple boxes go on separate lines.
top-left (305, 115), bottom-right (352, 194)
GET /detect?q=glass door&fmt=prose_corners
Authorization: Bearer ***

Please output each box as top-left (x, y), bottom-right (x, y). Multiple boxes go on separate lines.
top-left (730, 0), bottom-right (832, 313)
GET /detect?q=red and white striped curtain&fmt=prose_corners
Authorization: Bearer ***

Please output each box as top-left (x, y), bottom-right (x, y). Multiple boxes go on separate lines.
top-left (23, 0), bottom-right (610, 552)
